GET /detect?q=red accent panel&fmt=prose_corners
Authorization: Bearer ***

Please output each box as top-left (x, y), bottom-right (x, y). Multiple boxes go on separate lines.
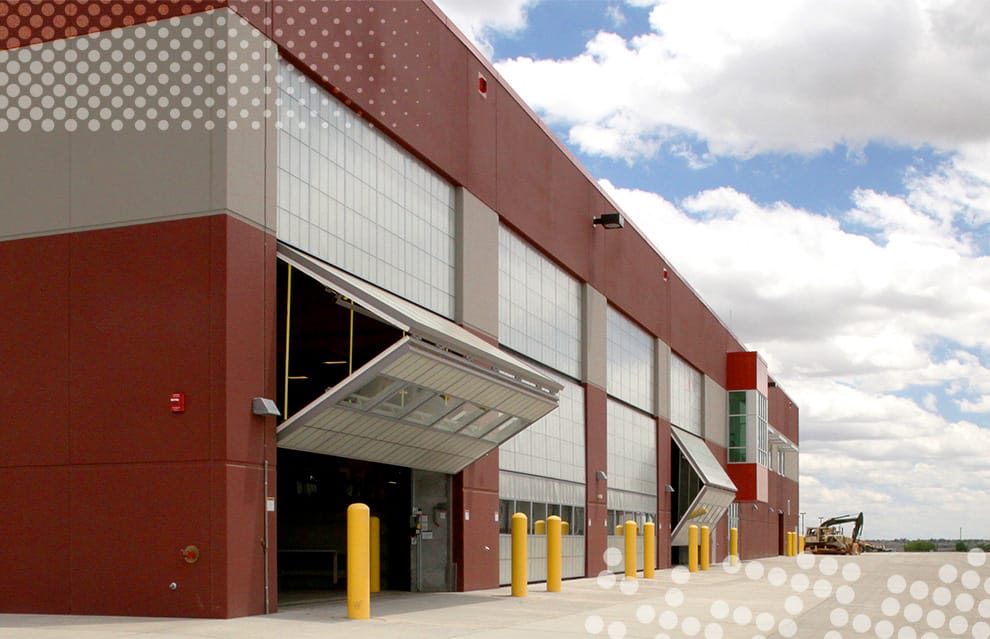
top-left (0, 1), bottom-right (228, 51)
top-left (727, 351), bottom-right (769, 394)
top-left (0, 467), bottom-right (70, 613)
top-left (455, 451), bottom-right (498, 590)
top-left (68, 219), bottom-right (213, 465)
top-left (727, 463), bottom-right (768, 502)
top-left (584, 383), bottom-right (607, 576)
top-left (69, 463), bottom-right (214, 617)
top-left (727, 351), bottom-right (757, 390)
top-left (0, 234), bottom-right (70, 468)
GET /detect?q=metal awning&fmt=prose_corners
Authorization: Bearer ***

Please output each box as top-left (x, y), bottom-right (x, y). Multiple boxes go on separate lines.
top-left (276, 244), bottom-right (562, 475)
top-left (769, 427), bottom-right (797, 452)
top-left (671, 428), bottom-right (738, 546)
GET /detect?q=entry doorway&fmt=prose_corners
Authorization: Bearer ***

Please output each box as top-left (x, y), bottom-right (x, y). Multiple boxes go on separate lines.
top-left (276, 451), bottom-right (412, 600)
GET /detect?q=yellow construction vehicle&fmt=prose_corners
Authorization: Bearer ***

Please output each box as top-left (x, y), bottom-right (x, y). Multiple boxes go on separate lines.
top-left (804, 512), bottom-right (864, 555)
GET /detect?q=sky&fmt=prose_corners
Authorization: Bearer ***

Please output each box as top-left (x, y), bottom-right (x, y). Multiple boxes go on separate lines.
top-left (433, 0), bottom-right (990, 540)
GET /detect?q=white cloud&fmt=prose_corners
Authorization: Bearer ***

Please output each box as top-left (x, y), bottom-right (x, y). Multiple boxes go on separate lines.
top-left (433, 0), bottom-right (990, 540)
top-left (495, 0), bottom-right (990, 160)
top-left (431, 0), bottom-right (536, 59)
top-left (603, 151), bottom-right (990, 539)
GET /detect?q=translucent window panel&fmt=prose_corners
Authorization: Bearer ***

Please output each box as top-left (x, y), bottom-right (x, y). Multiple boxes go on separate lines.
top-left (403, 393), bottom-right (463, 426)
top-left (499, 500), bottom-right (513, 534)
top-left (670, 353), bottom-right (702, 435)
top-left (606, 399), bottom-right (657, 497)
top-left (337, 376), bottom-right (400, 410)
top-left (532, 503), bottom-right (547, 532)
top-left (433, 402), bottom-right (485, 432)
top-left (498, 227), bottom-right (582, 378)
top-left (499, 369), bottom-right (585, 484)
top-left (607, 307), bottom-right (655, 413)
top-left (276, 60), bottom-right (455, 317)
top-left (458, 410), bottom-right (509, 438)
top-left (370, 385), bottom-right (434, 419)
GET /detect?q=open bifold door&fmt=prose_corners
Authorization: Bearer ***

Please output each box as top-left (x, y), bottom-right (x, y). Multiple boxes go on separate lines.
top-left (276, 244), bottom-right (563, 475)
top-left (671, 428), bottom-right (738, 546)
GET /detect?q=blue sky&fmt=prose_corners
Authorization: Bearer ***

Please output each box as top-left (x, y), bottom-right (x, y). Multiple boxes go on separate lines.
top-left (435, 0), bottom-right (990, 540)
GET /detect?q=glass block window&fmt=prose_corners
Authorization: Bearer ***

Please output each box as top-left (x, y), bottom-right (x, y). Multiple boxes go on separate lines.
top-left (498, 227), bottom-right (582, 377)
top-left (606, 400), bottom-right (657, 497)
top-left (276, 59), bottom-right (455, 317)
top-left (500, 370), bottom-right (585, 484)
top-left (606, 307), bottom-right (655, 413)
top-left (670, 353), bottom-right (702, 435)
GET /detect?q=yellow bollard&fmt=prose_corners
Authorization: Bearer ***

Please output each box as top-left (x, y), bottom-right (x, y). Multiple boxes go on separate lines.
top-left (534, 519), bottom-right (546, 535)
top-left (624, 521), bottom-right (637, 579)
top-left (562, 521), bottom-right (570, 536)
top-left (729, 526), bottom-right (739, 566)
top-left (643, 522), bottom-right (655, 579)
top-left (790, 531), bottom-right (797, 556)
top-left (688, 525), bottom-right (699, 573)
top-left (347, 503), bottom-right (371, 619)
top-left (511, 513), bottom-right (528, 597)
top-left (370, 516), bottom-right (381, 594)
top-left (615, 524), bottom-right (623, 536)
top-left (700, 525), bottom-right (710, 571)
top-left (547, 515), bottom-right (562, 592)
top-left (799, 534), bottom-right (805, 554)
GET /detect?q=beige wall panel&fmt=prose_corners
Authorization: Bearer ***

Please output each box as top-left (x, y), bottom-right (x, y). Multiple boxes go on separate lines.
top-left (70, 129), bottom-right (214, 228)
top-left (656, 339), bottom-right (671, 421)
top-left (0, 132), bottom-right (71, 240)
top-left (704, 375), bottom-right (727, 447)
top-left (456, 187), bottom-right (499, 339)
top-left (582, 284), bottom-right (607, 389)
top-left (0, 9), bottom-right (274, 239)
top-left (224, 16), bottom-right (277, 232)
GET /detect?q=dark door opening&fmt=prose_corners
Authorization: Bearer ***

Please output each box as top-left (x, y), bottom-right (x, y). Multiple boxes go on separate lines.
top-left (778, 512), bottom-right (785, 556)
top-left (276, 450), bottom-right (412, 602)
top-left (669, 441), bottom-right (701, 566)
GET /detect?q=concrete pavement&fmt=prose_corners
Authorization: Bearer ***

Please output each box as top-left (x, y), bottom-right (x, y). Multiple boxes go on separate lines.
top-left (2, 552), bottom-right (989, 638)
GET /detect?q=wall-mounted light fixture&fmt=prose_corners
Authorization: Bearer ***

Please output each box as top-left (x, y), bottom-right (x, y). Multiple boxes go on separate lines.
top-left (252, 397), bottom-right (282, 417)
top-left (753, 504), bottom-right (759, 511)
top-left (592, 213), bottom-right (624, 229)
top-left (664, 484), bottom-right (675, 493)
top-left (595, 470), bottom-right (608, 481)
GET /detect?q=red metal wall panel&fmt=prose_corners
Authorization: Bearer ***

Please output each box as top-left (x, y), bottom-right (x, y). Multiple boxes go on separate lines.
top-left (0, 217), bottom-right (275, 617)
top-left (584, 384), bottom-right (608, 575)
top-left (0, 467), bottom-right (70, 613)
top-left (68, 219), bottom-right (214, 466)
top-left (454, 451), bottom-right (499, 590)
top-left (273, 1), bottom-right (469, 186)
top-left (0, 1), bottom-right (227, 51)
top-left (69, 462), bottom-right (214, 616)
top-left (0, 234), bottom-right (70, 468)
top-left (221, 463), bottom-right (271, 617)
top-left (769, 384), bottom-right (800, 443)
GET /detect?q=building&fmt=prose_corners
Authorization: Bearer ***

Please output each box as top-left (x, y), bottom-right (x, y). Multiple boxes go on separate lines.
top-left (0, 0), bottom-right (799, 619)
